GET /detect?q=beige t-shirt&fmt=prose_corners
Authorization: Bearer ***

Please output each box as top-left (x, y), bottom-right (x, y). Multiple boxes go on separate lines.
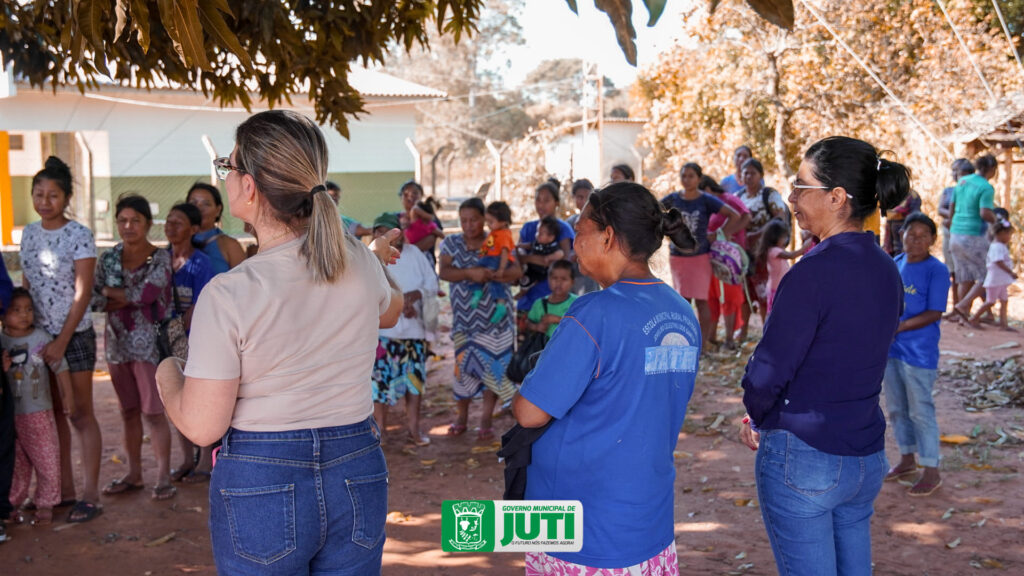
top-left (184, 235), bottom-right (391, 431)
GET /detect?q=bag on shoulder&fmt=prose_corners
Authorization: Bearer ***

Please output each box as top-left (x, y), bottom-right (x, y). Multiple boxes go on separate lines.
top-left (506, 299), bottom-right (549, 384)
top-left (156, 273), bottom-right (189, 361)
top-left (709, 231), bottom-right (749, 285)
top-left (157, 316), bottom-right (189, 361)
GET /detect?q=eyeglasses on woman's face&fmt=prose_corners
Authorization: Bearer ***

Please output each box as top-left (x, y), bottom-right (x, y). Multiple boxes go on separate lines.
top-left (789, 178), bottom-right (853, 199)
top-left (213, 157), bottom-right (246, 181)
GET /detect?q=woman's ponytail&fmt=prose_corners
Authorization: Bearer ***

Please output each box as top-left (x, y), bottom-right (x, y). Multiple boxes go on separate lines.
top-left (875, 158), bottom-right (911, 212)
top-left (236, 110), bottom-right (347, 285)
top-left (302, 186), bottom-right (348, 284)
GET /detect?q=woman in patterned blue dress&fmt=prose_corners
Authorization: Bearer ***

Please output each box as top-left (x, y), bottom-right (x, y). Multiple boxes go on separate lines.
top-left (439, 198), bottom-right (522, 441)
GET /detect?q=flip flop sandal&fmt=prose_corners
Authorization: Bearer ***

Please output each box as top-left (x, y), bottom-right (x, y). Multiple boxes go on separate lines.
top-left (67, 501), bottom-right (103, 523)
top-left (447, 423), bottom-right (468, 436)
top-left (170, 467), bottom-right (195, 482)
top-left (151, 485), bottom-right (178, 501)
top-left (884, 466), bottom-right (918, 482)
top-left (182, 470), bottom-right (212, 484)
top-left (102, 479), bottom-right (145, 496)
top-left (477, 428), bottom-right (495, 442)
top-left (908, 478), bottom-right (943, 497)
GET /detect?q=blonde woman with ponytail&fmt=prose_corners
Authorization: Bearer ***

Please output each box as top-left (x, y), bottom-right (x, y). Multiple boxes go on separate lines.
top-left (156, 110), bottom-right (403, 575)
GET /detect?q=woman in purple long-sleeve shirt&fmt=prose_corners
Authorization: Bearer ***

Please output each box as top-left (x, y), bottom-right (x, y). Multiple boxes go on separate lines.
top-left (739, 136), bottom-right (910, 576)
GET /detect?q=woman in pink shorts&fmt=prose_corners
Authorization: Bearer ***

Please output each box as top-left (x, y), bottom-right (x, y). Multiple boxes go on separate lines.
top-left (94, 195), bottom-right (176, 501)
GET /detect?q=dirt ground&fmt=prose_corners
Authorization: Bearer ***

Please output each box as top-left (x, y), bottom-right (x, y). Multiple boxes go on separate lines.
top-left (3, 296), bottom-right (1023, 576)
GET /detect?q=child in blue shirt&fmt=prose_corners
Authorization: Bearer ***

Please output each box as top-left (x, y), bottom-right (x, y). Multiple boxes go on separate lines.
top-left (883, 213), bottom-right (950, 497)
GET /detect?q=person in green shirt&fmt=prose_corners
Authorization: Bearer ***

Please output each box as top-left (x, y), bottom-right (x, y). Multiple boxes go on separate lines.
top-left (949, 155), bottom-right (997, 321)
top-left (526, 260), bottom-right (578, 339)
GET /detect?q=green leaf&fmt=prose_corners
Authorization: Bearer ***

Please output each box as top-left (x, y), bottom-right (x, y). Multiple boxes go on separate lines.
top-left (114, 0), bottom-right (129, 42)
top-left (644, 0), bottom-right (666, 26)
top-left (744, 0), bottom-right (795, 30)
top-left (129, 0), bottom-right (151, 52)
top-left (75, 0), bottom-right (107, 52)
top-left (594, 0), bottom-right (638, 66)
top-left (198, 0), bottom-right (252, 70)
top-left (565, 0), bottom-right (579, 14)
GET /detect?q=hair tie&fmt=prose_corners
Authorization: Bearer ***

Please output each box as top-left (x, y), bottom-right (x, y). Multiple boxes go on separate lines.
top-left (876, 157), bottom-right (883, 171)
top-left (310, 184), bottom-right (327, 197)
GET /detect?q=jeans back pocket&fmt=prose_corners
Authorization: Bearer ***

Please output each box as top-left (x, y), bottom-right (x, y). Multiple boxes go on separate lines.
top-left (219, 483), bottom-right (297, 565)
top-left (346, 471), bottom-right (388, 549)
top-left (783, 433), bottom-right (842, 497)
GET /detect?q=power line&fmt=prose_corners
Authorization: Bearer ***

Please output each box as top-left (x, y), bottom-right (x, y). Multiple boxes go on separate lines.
top-left (798, 0), bottom-right (952, 159)
top-left (991, 0), bottom-right (1024, 81)
top-left (934, 0), bottom-right (998, 102)
top-left (935, 0), bottom-right (1024, 150)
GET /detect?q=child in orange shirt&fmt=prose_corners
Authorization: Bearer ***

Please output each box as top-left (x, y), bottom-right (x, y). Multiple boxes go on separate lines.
top-left (470, 201), bottom-right (516, 323)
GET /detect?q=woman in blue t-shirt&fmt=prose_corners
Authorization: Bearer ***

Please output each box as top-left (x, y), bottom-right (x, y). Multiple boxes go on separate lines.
top-left (517, 178), bottom-right (575, 314)
top-left (661, 163), bottom-right (740, 349)
top-left (514, 182), bottom-right (699, 571)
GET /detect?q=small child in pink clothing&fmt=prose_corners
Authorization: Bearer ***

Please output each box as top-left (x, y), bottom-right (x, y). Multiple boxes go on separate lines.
top-left (404, 197), bottom-right (445, 246)
top-left (758, 219), bottom-right (809, 313)
top-left (1, 289), bottom-right (74, 526)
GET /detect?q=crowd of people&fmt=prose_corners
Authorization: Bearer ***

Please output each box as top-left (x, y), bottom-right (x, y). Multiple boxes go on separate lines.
top-left (0, 111), bottom-right (1018, 576)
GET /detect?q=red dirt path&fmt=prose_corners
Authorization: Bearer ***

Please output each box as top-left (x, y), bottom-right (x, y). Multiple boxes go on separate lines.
top-left (3, 309), bottom-right (1022, 575)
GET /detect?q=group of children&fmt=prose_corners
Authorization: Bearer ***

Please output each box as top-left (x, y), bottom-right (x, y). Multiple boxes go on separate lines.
top-left (467, 201), bottom-right (570, 326)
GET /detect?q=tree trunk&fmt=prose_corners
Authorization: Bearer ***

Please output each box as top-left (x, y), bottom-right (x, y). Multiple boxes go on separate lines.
top-left (765, 47), bottom-right (792, 183)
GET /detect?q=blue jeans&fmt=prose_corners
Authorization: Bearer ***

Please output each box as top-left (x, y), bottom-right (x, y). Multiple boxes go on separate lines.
top-left (756, 429), bottom-right (887, 576)
top-left (883, 357), bottom-right (940, 467)
top-left (209, 418), bottom-right (388, 575)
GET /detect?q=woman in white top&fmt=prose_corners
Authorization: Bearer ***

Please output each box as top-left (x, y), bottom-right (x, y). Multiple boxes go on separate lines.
top-left (19, 156), bottom-right (103, 523)
top-left (156, 110), bottom-right (404, 574)
top-left (369, 212), bottom-right (439, 446)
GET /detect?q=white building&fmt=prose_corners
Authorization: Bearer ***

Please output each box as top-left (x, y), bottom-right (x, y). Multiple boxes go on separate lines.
top-left (544, 117), bottom-right (648, 187)
top-left (0, 61), bottom-right (443, 242)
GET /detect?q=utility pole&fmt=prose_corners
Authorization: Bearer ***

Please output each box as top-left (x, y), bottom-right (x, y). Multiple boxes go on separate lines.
top-left (581, 61), bottom-right (603, 182)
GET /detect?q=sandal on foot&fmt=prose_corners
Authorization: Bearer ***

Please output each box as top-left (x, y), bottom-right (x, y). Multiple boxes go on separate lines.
top-left (447, 423), bottom-right (468, 437)
top-left (67, 501), bottom-right (103, 523)
top-left (102, 479), bottom-right (145, 496)
top-left (477, 427), bottom-right (495, 442)
top-left (151, 484), bottom-right (177, 501)
top-left (182, 470), bottom-right (211, 484)
top-left (884, 466), bottom-right (918, 482)
top-left (908, 478), bottom-right (942, 497)
top-left (170, 467), bottom-right (194, 482)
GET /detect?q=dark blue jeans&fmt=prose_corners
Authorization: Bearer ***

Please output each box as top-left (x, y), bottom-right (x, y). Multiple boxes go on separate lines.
top-left (756, 429), bottom-right (887, 576)
top-left (210, 418), bottom-right (388, 575)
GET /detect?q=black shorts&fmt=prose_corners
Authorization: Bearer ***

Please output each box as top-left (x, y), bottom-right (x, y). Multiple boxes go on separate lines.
top-left (63, 327), bottom-right (97, 373)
